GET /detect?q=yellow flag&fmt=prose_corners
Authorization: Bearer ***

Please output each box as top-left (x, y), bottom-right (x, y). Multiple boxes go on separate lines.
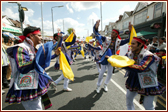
top-left (93, 41), bottom-right (96, 46)
top-left (59, 50), bottom-right (74, 81)
top-left (162, 56), bottom-right (166, 59)
top-left (107, 55), bottom-right (135, 68)
top-left (80, 46), bottom-right (85, 57)
top-left (129, 26), bottom-right (137, 45)
top-left (65, 32), bottom-right (74, 49)
top-left (85, 36), bottom-right (92, 43)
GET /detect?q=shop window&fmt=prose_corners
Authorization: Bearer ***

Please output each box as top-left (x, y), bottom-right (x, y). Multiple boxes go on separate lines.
top-left (154, 2), bottom-right (162, 18)
top-left (134, 10), bottom-right (147, 25)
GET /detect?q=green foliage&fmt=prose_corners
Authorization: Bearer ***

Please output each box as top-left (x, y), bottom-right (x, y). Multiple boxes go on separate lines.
top-left (67, 28), bottom-right (73, 35)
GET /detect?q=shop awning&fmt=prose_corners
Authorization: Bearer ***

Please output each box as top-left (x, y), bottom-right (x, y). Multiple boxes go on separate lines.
top-left (2, 22), bottom-right (22, 34)
top-left (136, 31), bottom-right (157, 36)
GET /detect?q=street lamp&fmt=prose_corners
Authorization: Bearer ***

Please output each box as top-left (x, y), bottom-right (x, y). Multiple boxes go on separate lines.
top-left (51, 5), bottom-right (64, 35)
top-left (8, 2), bottom-right (28, 35)
top-left (100, 2), bottom-right (102, 31)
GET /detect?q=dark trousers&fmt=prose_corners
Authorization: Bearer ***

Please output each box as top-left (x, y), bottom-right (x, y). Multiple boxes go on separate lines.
top-left (2, 66), bottom-right (9, 87)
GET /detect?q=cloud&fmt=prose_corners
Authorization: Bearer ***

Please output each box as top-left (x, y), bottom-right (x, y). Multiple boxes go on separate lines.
top-left (118, 5), bottom-right (132, 15)
top-left (66, 3), bottom-right (74, 13)
top-left (2, 8), bottom-right (19, 20)
top-left (35, 17), bottom-right (86, 37)
top-left (52, 18), bottom-right (85, 37)
top-left (87, 12), bottom-right (99, 26)
top-left (70, 2), bottom-right (100, 12)
top-left (77, 17), bottom-right (80, 20)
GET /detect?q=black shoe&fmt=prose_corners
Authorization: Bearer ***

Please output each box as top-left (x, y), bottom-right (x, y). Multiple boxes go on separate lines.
top-left (3, 84), bottom-right (9, 88)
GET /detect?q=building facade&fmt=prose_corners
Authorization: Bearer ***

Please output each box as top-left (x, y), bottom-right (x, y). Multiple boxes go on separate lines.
top-left (104, 2), bottom-right (166, 40)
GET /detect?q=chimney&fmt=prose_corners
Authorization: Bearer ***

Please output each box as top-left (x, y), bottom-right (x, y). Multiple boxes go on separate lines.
top-left (119, 15), bottom-right (123, 21)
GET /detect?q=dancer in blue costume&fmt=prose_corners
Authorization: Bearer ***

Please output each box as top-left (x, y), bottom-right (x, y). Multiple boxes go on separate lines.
top-left (51, 29), bottom-right (76, 92)
top-left (93, 20), bottom-right (130, 93)
top-left (87, 40), bottom-right (102, 73)
top-left (5, 26), bottom-right (57, 110)
top-left (123, 36), bottom-right (166, 110)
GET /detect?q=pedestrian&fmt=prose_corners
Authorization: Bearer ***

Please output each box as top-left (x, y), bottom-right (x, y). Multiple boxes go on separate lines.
top-left (2, 37), bottom-right (12, 83)
top-left (157, 37), bottom-right (166, 51)
top-left (51, 29), bottom-right (76, 92)
top-left (2, 38), bottom-right (10, 91)
top-left (93, 20), bottom-right (131, 93)
top-left (123, 36), bottom-right (166, 110)
top-left (147, 36), bottom-right (158, 52)
top-left (5, 26), bottom-right (53, 110)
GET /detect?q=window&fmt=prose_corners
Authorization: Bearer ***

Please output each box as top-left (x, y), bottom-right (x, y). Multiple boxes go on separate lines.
top-left (134, 10), bottom-right (147, 25)
top-left (123, 20), bottom-right (129, 29)
top-left (154, 2), bottom-right (162, 18)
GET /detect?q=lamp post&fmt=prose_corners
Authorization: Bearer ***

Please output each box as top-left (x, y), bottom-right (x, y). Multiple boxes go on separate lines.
top-left (8, 2), bottom-right (28, 35)
top-left (63, 19), bottom-right (64, 32)
top-left (100, 2), bottom-right (102, 31)
top-left (51, 5), bottom-right (64, 35)
top-left (41, 2), bottom-right (44, 43)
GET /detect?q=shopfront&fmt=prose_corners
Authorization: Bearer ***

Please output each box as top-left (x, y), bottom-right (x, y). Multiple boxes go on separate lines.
top-left (2, 22), bottom-right (22, 36)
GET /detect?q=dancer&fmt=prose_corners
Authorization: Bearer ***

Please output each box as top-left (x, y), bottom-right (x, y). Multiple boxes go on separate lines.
top-left (123, 36), bottom-right (166, 110)
top-left (51, 29), bottom-right (76, 92)
top-left (87, 40), bottom-right (102, 73)
top-left (93, 20), bottom-right (130, 93)
top-left (5, 26), bottom-right (54, 110)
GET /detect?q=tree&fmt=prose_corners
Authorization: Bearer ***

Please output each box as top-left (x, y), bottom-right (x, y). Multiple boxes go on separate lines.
top-left (67, 28), bottom-right (73, 35)
top-left (77, 37), bottom-right (80, 39)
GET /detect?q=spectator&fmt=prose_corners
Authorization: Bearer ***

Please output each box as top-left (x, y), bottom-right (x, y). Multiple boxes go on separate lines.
top-left (2, 39), bottom-right (10, 89)
top-left (147, 36), bottom-right (158, 51)
top-left (155, 48), bottom-right (166, 80)
top-left (157, 37), bottom-right (166, 51)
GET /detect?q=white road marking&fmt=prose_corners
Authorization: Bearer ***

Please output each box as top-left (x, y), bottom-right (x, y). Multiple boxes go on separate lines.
top-left (104, 73), bottom-right (145, 110)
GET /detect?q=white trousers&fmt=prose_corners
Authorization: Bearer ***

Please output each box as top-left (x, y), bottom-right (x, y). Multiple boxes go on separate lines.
top-left (54, 74), bottom-right (69, 89)
top-left (126, 89), bottom-right (155, 110)
top-left (22, 96), bottom-right (42, 110)
top-left (97, 63), bottom-right (113, 87)
top-left (96, 63), bottom-right (101, 73)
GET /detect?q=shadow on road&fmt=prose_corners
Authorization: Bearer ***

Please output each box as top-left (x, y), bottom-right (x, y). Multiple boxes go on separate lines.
top-left (47, 89), bottom-right (65, 99)
top-left (72, 74), bottom-right (99, 84)
top-left (2, 103), bottom-right (25, 110)
top-left (77, 65), bottom-right (96, 71)
top-left (74, 61), bottom-right (91, 66)
top-left (58, 90), bottom-right (103, 110)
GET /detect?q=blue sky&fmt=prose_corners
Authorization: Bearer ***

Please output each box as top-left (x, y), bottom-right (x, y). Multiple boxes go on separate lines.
top-left (2, 1), bottom-right (148, 39)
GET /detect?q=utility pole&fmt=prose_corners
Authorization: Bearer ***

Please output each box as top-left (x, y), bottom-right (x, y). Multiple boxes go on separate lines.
top-left (63, 19), bottom-right (64, 32)
top-left (41, 2), bottom-right (44, 43)
top-left (100, 2), bottom-right (102, 31)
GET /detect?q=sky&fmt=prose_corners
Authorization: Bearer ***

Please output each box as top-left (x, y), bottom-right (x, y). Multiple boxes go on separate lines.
top-left (2, 1), bottom-right (152, 40)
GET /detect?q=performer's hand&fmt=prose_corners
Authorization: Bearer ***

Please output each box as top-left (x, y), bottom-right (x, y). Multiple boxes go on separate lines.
top-left (72, 29), bottom-right (75, 33)
top-left (128, 22), bottom-right (132, 32)
top-left (95, 20), bottom-right (100, 29)
top-left (105, 55), bottom-right (109, 58)
top-left (55, 47), bottom-right (61, 55)
top-left (57, 28), bottom-right (61, 32)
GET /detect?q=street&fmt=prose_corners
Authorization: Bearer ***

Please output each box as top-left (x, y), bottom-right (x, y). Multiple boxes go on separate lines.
top-left (2, 55), bottom-right (166, 110)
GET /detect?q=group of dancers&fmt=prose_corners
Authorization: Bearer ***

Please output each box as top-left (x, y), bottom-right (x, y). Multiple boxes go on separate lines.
top-left (4, 20), bottom-right (166, 110)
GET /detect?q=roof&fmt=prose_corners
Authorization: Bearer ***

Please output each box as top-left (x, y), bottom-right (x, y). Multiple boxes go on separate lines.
top-left (2, 15), bottom-right (6, 18)
top-left (125, 11), bottom-right (134, 17)
top-left (8, 18), bottom-right (21, 28)
top-left (133, 2), bottom-right (155, 14)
